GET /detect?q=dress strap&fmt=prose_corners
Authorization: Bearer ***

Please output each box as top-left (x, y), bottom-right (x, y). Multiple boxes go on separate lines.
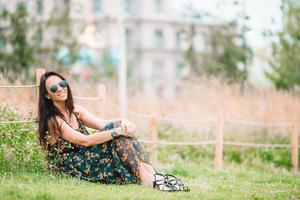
top-left (60, 112), bottom-right (80, 131)
top-left (73, 111), bottom-right (83, 126)
top-left (72, 111), bottom-right (90, 135)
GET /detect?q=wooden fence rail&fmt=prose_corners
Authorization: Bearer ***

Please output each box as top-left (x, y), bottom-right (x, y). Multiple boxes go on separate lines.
top-left (0, 68), bottom-right (299, 173)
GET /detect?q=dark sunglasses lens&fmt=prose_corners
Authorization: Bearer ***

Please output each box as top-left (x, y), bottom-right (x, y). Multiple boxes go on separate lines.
top-left (59, 80), bottom-right (68, 88)
top-left (50, 85), bottom-right (58, 93)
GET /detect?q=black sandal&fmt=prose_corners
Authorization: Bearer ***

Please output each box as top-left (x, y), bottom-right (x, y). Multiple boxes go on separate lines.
top-left (153, 173), bottom-right (176, 192)
top-left (164, 174), bottom-right (190, 192)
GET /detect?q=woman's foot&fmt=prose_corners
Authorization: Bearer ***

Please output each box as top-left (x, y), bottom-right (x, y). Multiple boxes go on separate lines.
top-left (139, 163), bottom-right (155, 186)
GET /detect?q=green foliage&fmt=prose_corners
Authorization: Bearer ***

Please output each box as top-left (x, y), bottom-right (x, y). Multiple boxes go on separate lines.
top-left (156, 123), bottom-right (296, 171)
top-left (0, 3), bottom-right (35, 82)
top-left (45, 0), bottom-right (79, 70)
top-left (0, 107), bottom-right (44, 172)
top-left (266, 0), bottom-right (300, 90)
top-left (183, 3), bottom-right (253, 84)
top-left (0, 0), bottom-right (79, 83)
top-left (201, 22), bottom-right (253, 84)
top-left (102, 48), bottom-right (117, 77)
top-left (184, 24), bottom-right (198, 74)
top-left (224, 147), bottom-right (293, 169)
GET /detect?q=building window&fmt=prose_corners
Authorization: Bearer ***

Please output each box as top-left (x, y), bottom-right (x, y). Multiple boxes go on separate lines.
top-left (123, 0), bottom-right (133, 13)
top-left (154, 30), bottom-right (164, 48)
top-left (93, 0), bottom-right (102, 13)
top-left (154, 0), bottom-right (163, 13)
top-left (125, 29), bottom-right (132, 48)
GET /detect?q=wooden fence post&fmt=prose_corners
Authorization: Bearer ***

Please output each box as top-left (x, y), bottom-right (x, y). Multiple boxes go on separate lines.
top-left (291, 121), bottom-right (299, 173)
top-left (98, 84), bottom-right (106, 118)
top-left (150, 117), bottom-right (158, 163)
top-left (214, 110), bottom-right (224, 170)
top-left (36, 68), bottom-right (45, 100)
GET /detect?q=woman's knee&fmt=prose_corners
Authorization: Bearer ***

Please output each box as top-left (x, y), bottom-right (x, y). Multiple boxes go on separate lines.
top-left (113, 136), bottom-right (133, 150)
top-left (101, 121), bottom-right (116, 131)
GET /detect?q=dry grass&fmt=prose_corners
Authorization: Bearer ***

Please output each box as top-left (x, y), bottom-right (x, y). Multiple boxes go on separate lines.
top-left (0, 75), bottom-right (299, 128)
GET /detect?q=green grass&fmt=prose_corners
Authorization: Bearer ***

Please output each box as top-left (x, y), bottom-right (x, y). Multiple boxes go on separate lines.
top-left (0, 162), bottom-right (299, 200)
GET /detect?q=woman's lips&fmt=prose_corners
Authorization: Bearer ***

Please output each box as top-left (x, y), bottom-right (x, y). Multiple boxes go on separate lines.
top-left (58, 91), bottom-right (66, 98)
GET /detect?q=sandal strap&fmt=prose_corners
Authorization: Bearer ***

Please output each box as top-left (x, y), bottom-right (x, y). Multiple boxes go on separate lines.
top-left (153, 172), bottom-right (190, 192)
top-left (153, 180), bottom-right (177, 192)
top-left (164, 174), bottom-right (190, 192)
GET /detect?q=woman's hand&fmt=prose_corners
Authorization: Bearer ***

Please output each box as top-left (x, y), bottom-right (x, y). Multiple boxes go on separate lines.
top-left (115, 126), bottom-right (129, 137)
top-left (120, 119), bottom-right (136, 136)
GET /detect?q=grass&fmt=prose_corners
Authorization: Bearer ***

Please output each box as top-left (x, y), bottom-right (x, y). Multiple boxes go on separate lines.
top-left (0, 162), bottom-right (299, 200)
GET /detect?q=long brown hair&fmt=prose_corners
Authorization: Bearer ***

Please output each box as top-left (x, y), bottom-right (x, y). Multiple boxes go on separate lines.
top-left (38, 71), bottom-right (74, 150)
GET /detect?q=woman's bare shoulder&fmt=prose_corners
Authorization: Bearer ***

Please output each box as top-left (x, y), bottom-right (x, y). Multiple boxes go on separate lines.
top-left (47, 116), bottom-right (64, 127)
top-left (74, 104), bottom-right (88, 117)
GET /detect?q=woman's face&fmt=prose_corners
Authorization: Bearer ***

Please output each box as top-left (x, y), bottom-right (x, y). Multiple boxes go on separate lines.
top-left (45, 75), bottom-right (68, 102)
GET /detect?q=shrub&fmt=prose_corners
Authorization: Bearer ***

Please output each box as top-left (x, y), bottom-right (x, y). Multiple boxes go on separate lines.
top-left (155, 123), bottom-right (296, 170)
top-left (0, 107), bottom-right (44, 172)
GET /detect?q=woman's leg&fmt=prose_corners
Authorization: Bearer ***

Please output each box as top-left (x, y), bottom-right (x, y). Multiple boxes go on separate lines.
top-left (108, 132), bottom-right (156, 185)
top-left (139, 163), bottom-right (155, 186)
top-left (139, 161), bottom-right (158, 186)
top-left (141, 161), bottom-right (156, 175)
top-left (109, 136), bottom-right (154, 185)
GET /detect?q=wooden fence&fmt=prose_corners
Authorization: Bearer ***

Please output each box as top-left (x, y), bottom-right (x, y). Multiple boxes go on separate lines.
top-left (0, 68), bottom-right (299, 173)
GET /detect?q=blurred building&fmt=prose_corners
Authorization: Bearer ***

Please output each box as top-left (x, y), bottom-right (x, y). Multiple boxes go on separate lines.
top-left (81, 0), bottom-right (207, 100)
top-left (0, 0), bottom-right (207, 100)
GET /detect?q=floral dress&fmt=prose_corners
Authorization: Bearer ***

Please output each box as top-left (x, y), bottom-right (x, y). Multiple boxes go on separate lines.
top-left (47, 112), bottom-right (150, 184)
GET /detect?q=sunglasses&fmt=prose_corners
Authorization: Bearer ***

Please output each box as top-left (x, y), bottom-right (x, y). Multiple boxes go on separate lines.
top-left (49, 80), bottom-right (68, 93)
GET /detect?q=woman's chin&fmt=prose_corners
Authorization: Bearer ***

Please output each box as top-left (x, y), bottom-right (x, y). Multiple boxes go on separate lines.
top-left (55, 96), bottom-right (68, 102)
top-left (61, 96), bottom-right (68, 101)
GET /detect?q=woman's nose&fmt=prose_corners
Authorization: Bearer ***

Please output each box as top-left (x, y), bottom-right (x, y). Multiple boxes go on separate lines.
top-left (56, 86), bottom-right (64, 93)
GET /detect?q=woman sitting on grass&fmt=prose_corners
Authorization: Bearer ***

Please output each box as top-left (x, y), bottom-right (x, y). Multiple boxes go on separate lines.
top-left (37, 71), bottom-right (189, 192)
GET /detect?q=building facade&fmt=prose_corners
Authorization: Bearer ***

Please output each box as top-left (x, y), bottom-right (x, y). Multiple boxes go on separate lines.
top-left (0, 0), bottom-right (207, 100)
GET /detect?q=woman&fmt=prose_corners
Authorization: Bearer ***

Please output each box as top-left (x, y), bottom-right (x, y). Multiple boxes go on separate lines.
top-left (37, 71), bottom-right (189, 192)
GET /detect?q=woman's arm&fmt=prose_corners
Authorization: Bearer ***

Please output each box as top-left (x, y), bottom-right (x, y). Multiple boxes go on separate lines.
top-left (74, 105), bottom-right (121, 130)
top-left (56, 117), bottom-right (128, 147)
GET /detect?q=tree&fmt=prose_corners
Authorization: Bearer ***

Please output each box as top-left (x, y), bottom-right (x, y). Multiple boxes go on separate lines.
top-left (0, 2), bottom-right (36, 82)
top-left (202, 22), bottom-right (253, 84)
top-left (44, 0), bottom-right (79, 71)
top-left (184, 24), bottom-right (198, 75)
top-left (183, 1), bottom-right (253, 85)
top-left (0, 0), bottom-right (79, 83)
top-left (266, 0), bottom-right (300, 90)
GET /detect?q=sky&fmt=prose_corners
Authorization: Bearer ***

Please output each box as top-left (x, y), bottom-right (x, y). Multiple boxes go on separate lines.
top-left (174, 0), bottom-right (283, 85)
top-left (174, 0), bottom-right (282, 48)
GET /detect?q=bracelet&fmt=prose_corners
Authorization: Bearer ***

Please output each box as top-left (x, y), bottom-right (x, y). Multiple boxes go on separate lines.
top-left (111, 128), bottom-right (119, 138)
